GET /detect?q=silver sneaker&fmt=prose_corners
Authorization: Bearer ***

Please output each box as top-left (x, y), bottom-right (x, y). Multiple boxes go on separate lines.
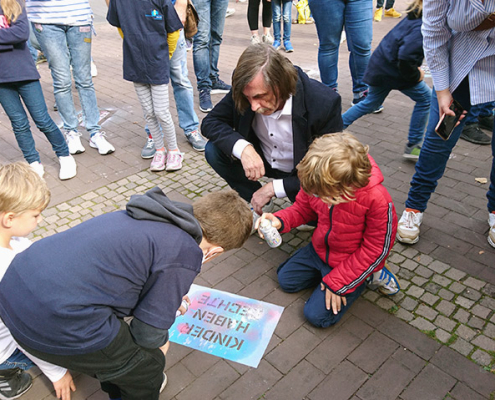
top-left (65, 130), bottom-right (85, 154)
top-left (141, 138), bottom-right (156, 159)
top-left (185, 130), bottom-right (207, 152)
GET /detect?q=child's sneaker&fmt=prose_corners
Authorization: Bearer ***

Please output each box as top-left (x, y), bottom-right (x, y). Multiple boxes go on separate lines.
top-left (150, 150), bottom-right (166, 172)
top-left (403, 142), bottom-right (421, 160)
top-left (166, 152), bottom-right (184, 171)
top-left (59, 155), bottom-right (77, 180)
top-left (184, 130), bottom-right (207, 152)
top-left (29, 161), bottom-right (45, 178)
top-left (0, 368), bottom-right (33, 399)
top-left (89, 131), bottom-right (115, 155)
top-left (367, 263), bottom-right (401, 295)
top-left (373, 7), bottom-right (383, 21)
top-left (488, 213), bottom-right (495, 248)
top-left (262, 33), bottom-right (274, 44)
top-left (384, 8), bottom-right (402, 18)
top-left (141, 137), bottom-right (156, 159)
top-left (397, 209), bottom-right (423, 244)
top-left (273, 40), bottom-right (281, 50)
top-left (284, 41), bottom-right (294, 53)
top-left (65, 130), bottom-right (85, 154)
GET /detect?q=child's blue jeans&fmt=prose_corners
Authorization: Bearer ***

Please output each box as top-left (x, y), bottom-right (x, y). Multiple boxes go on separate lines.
top-left (0, 349), bottom-right (34, 371)
top-left (272, 0), bottom-right (292, 42)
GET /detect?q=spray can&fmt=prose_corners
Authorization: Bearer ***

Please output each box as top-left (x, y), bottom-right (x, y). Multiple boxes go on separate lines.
top-left (176, 298), bottom-right (189, 317)
top-left (259, 218), bottom-right (282, 248)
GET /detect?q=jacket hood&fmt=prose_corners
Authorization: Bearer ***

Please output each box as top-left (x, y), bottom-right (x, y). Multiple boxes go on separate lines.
top-left (126, 187), bottom-right (203, 245)
top-left (360, 155), bottom-right (384, 192)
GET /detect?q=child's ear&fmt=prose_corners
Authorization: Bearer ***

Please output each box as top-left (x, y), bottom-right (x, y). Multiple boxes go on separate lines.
top-left (0, 212), bottom-right (16, 229)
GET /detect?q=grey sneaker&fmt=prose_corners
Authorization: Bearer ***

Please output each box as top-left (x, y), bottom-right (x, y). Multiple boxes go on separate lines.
top-left (488, 213), bottom-right (495, 249)
top-left (185, 130), bottom-right (207, 151)
top-left (141, 137), bottom-right (156, 159)
top-left (0, 368), bottom-right (33, 399)
top-left (403, 142), bottom-right (421, 160)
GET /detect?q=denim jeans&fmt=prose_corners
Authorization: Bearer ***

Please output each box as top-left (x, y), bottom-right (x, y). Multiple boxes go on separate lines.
top-left (191, 0), bottom-right (229, 91)
top-left (308, 0), bottom-right (372, 96)
top-left (170, 31), bottom-right (199, 134)
top-left (406, 77), bottom-right (495, 213)
top-left (343, 81), bottom-right (431, 145)
top-left (0, 80), bottom-right (69, 163)
top-left (33, 23), bottom-right (101, 135)
top-left (272, 0), bottom-right (292, 43)
top-left (464, 101), bottom-right (495, 124)
top-left (0, 349), bottom-right (34, 371)
top-left (277, 243), bottom-right (366, 328)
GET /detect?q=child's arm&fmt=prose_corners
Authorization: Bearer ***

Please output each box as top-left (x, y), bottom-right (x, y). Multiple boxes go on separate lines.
top-left (273, 189), bottom-right (318, 232)
top-left (167, 30), bottom-right (180, 59)
top-left (0, 7), bottom-right (29, 48)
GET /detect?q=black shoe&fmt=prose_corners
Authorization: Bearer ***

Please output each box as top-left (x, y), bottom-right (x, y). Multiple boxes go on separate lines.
top-left (210, 78), bottom-right (231, 95)
top-left (460, 122), bottom-right (491, 145)
top-left (478, 114), bottom-right (494, 132)
top-left (0, 368), bottom-right (32, 399)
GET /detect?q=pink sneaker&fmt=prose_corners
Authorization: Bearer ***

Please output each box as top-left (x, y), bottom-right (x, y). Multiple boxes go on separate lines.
top-left (166, 151), bottom-right (184, 171)
top-left (150, 151), bottom-right (166, 172)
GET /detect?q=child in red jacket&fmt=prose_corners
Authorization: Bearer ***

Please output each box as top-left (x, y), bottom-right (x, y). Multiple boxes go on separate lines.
top-left (257, 132), bottom-right (399, 327)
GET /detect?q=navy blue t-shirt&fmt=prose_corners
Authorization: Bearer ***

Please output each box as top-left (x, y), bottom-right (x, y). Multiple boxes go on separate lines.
top-left (107, 0), bottom-right (183, 84)
top-left (0, 211), bottom-right (202, 355)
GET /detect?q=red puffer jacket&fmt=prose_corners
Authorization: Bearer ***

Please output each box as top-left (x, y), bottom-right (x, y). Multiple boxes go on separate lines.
top-left (274, 156), bottom-right (397, 295)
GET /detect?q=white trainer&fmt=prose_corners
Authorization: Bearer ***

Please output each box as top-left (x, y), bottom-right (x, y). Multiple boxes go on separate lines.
top-left (59, 155), bottom-right (77, 180)
top-left (29, 161), bottom-right (45, 178)
top-left (65, 130), bottom-right (85, 154)
top-left (488, 213), bottom-right (495, 249)
top-left (397, 209), bottom-right (423, 244)
top-left (89, 131), bottom-right (115, 155)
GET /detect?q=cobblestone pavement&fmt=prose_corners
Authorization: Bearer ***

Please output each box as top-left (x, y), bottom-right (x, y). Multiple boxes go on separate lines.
top-left (1, 0), bottom-right (495, 398)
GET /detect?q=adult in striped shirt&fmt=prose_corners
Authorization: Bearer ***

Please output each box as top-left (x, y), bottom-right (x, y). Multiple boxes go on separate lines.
top-left (397, 0), bottom-right (495, 249)
top-left (27, 0), bottom-right (115, 156)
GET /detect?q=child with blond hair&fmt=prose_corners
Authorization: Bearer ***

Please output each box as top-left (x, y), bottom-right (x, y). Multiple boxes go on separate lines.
top-left (0, 162), bottom-right (75, 399)
top-left (257, 132), bottom-right (399, 327)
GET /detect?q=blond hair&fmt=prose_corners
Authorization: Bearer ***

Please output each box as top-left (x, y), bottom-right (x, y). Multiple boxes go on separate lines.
top-left (1, 0), bottom-right (23, 24)
top-left (406, 0), bottom-right (422, 17)
top-left (0, 162), bottom-right (50, 214)
top-left (193, 190), bottom-right (252, 251)
top-left (297, 132), bottom-right (371, 204)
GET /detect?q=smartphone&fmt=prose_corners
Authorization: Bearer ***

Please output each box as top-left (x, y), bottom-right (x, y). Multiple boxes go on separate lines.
top-left (435, 99), bottom-right (465, 140)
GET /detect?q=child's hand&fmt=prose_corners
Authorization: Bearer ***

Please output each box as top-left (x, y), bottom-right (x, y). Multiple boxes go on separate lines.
top-left (53, 371), bottom-right (76, 400)
top-left (176, 295), bottom-right (190, 317)
top-left (254, 213), bottom-right (281, 238)
top-left (320, 283), bottom-right (347, 315)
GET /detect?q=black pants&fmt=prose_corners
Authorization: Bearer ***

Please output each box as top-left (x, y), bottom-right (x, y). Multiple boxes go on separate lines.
top-left (247, 0), bottom-right (272, 30)
top-left (15, 320), bottom-right (166, 400)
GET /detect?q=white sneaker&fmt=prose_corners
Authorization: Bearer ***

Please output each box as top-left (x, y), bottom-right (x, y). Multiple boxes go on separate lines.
top-left (397, 209), bottom-right (423, 244)
top-left (59, 155), bottom-right (77, 180)
top-left (160, 373), bottom-right (167, 393)
top-left (251, 35), bottom-right (261, 45)
top-left (89, 131), bottom-right (115, 155)
top-left (91, 60), bottom-right (98, 77)
top-left (262, 33), bottom-right (274, 44)
top-left (226, 7), bottom-right (235, 17)
top-left (488, 213), bottom-right (495, 248)
top-left (65, 130), bottom-right (85, 154)
top-left (29, 161), bottom-right (45, 178)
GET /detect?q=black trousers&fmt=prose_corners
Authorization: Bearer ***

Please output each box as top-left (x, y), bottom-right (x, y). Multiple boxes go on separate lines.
top-left (15, 320), bottom-right (166, 400)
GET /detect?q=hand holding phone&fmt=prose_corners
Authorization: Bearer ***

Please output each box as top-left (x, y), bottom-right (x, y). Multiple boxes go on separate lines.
top-left (435, 99), bottom-right (465, 141)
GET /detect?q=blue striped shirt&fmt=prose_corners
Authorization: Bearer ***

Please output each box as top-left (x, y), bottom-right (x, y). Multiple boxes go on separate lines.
top-left (422, 0), bottom-right (495, 105)
top-left (26, 0), bottom-right (93, 26)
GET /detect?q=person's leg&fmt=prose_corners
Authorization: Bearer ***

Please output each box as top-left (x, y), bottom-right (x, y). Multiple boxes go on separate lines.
top-left (307, 0), bottom-right (345, 90)
top-left (281, 0), bottom-right (292, 43)
top-left (344, 0), bottom-right (373, 98)
top-left (18, 80), bottom-right (70, 158)
top-left (134, 83), bottom-right (166, 151)
top-left (488, 124), bottom-right (495, 213)
top-left (0, 351), bottom-right (33, 400)
top-left (204, 141), bottom-right (262, 202)
top-left (261, 0), bottom-right (272, 30)
top-left (247, 0), bottom-right (261, 33)
top-left (385, 0), bottom-right (395, 9)
top-left (0, 82), bottom-right (40, 164)
top-left (342, 85), bottom-right (390, 128)
top-left (170, 31), bottom-right (200, 135)
top-left (192, 0), bottom-right (212, 92)
top-left (401, 80), bottom-right (432, 145)
top-left (66, 24), bottom-right (102, 136)
top-left (0, 349), bottom-right (35, 371)
top-left (376, 0), bottom-right (384, 7)
top-left (150, 84), bottom-right (178, 152)
top-left (33, 24), bottom-right (80, 133)
top-left (209, 0), bottom-right (229, 83)
top-left (272, 0), bottom-right (282, 43)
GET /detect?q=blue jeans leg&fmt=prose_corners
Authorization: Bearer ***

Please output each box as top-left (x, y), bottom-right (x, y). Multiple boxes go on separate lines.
top-left (281, 0), bottom-right (292, 43)
top-left (465, 101), bottom-right (495, 124)
top-left (342, 85), bottom-right (390, 128)
top-left (277, 243), bottom-right (365, 328)
top-left (400, 80), bottom-right (432, 145)
top-left (0, 349), bottom-right (35, 371)
top-left (272, 0), bottom-right (282, 42)
top-left (488, 123), bottom-right (495, 212)
top-left (406, 79), bottom-right (472, 212)
top-left (204, 142), bottom-right (262, 202)
top-left (209, 0), bottom-right (228, 83)
top-left (34, 23), bottom-right (101, 136)
top-left (170, 31), bottom-right (199, 134)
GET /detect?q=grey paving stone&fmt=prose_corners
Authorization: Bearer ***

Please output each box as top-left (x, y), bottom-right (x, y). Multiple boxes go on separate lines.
top-left (411, 276), bottom-right (428, 287)
top-left (435, 300), bottom-right (456, 317)
top-left (416, 254), bottom-right (433, 266)
top-left (445, 268), bottom-right (467, 281)
top-left (484, 322), bottom-right (495, 339)
top-left (455, 296), bottom-right (475, 309)
top-left (450, 382), bottom-right (486, 400)
top-left (424, 282), bottom-right (442, 294)
top-left (450, 282), bottom-right (466, 294)
top-left (400, 297), bottom-right (418, 312)
top-left (435, 315), bottom-right (457, 333)
top-left (471, 350), bottom-right (492, 367)
top-left (471, 335), bottom-right (495, 353)
top-left (420, 292), bottom-right (439, 306)
top-left (471, 304), bottom-right (491, 319)
top-left (401, 248), bottom-right (419, 259)
top-left (415, 265), bottom-right (434, 279)
top-left (463, 288), bottom-right (482, 301)
top-left (463, 276), bottom-right (486, 290)
top-left (409, 317), bottom-right (437, 332)
top-left (435, 329), bottom-right (452, 344)
top-left (433, 275), bottom-right (453, 287)
top-left (438, 288), bottom-right (455, 301)
top-left (376, 297), bottom-right (396, 311)
top-left (396, 308), bottom-right (414, 322)
top-left (348, 331), bottom-right (399, 374)
top-left (400, 259), bottom-right (418, 271)
top-left (468, 316), bottom-right (485, 330)
top-left (400, 363), bottom-right (456, 400)
top-left (428, 260), bottom-right (450, 274)
top-left (450, 337), bottom-right (474, 356)
top-left (406, 285), bottom-right (425, 298)
top-left (416, 304), bottom-right (438, 321)
top-left (453, 309), bottom-right (471, 324)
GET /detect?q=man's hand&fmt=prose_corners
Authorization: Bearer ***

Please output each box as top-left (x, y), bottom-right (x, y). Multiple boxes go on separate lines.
top-left (320, 283), bottom-right (347, 315)
top-left (436, 88), bottom-right (466, 127)
top-left (251, 182), bottom-right (275, 215)
top-left (53, 371), bottom-right (76, 400)
top-left (240, 145), bottom-right (265, 181)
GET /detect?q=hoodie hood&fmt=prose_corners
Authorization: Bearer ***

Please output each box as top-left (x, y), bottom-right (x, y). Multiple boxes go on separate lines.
top-left (126, 187), bottom-right (203, 245)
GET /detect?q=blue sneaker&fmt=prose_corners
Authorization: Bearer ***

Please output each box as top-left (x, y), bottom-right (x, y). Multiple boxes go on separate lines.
top-left (273, 40), bottom-right (281, 50)
top-left (284, 41), bottom-right (294, 53)
top-left (211, 78), bottom-right (231, 94)
top-left (367, 263), bottom-right (401, 295)
top-left (199, 89), bottom-right (213, 113)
